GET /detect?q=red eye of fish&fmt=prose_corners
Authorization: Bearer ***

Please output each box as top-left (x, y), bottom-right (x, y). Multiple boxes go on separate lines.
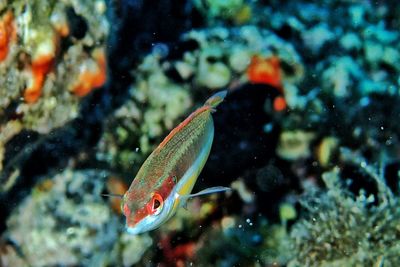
top-left (147, 193), bottom-right (163, 215)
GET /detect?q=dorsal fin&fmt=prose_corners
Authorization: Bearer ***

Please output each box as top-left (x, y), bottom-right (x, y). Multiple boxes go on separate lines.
top-left (205, 90), bottom-right (227, 109)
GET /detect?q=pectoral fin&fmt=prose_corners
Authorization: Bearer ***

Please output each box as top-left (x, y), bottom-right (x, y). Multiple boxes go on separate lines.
top-left (180, 186), bottom-right (231, 202)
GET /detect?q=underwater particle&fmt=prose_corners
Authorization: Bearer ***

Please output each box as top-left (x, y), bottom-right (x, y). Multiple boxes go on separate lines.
top-left (276, 130), bottom-right (315, 161)
top-left (247, 55), bottom-right (282, 89)
top-left (316, 136), bottom-right (339, 167)
top-left (0, 10), bottom-right (16, 62)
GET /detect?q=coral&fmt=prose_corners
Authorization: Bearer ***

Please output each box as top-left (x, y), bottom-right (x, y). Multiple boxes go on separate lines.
top-left (2, 170), bottom-right (153, 266)
top-left (2, 0), bottom-right (400, 266)
top-left (195, 216), bottom-right (293, 266)
top-left (0, 0), bottom-right (109, 137)
top-left (193, 0), bottom-right (253, 25)
top-left (276, 130), bottom-right (316, 161)
top-left (0, 10), bottom-right (16, 62)
top-left (0, 0), bottom-right (109, 192)
top-left (247, 55), bottom-right (282, 89)
top-left (289, 165), bottom-right (400, 266)
top-left (302, 23), bottom-right (335, 53)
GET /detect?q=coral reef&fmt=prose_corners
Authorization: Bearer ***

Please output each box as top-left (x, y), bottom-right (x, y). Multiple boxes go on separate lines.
top-left (0, 0), bottom-right (108, 132)
top-left (1, 170), bottom-right (152, 266)
top-left (290, 165), bottom-right (400, 266)
top-left (1, 0), bottom-right (400, 266)
top-left (0, 0), bottom-right (109, 201)
top-left (0, 0), bottom-right (109, 175)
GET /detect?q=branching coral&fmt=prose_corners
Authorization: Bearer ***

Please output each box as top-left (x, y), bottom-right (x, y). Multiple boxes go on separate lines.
top-left (289, 155), bottom-right (400, 266)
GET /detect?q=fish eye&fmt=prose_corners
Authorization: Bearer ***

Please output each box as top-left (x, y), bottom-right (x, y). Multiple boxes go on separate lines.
top-left (153, 198), bottom-right (161, 209)
top-left (148, 193), bottom-right (163, 215)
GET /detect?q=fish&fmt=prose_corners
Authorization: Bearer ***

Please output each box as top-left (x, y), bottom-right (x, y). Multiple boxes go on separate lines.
top-left (121, 90), bottom-right (230, 234)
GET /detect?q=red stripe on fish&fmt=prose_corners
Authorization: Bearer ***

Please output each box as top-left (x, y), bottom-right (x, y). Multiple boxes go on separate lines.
top-left (158, 105), bottom-right (211, 149)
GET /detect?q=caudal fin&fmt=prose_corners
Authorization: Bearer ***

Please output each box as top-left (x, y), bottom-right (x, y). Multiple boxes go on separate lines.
top-left (205, 90), bottom-right (227, 109)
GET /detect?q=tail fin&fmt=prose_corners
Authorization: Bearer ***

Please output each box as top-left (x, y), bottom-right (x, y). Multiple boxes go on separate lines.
top-left (205, 90), bottom-right (227, 109)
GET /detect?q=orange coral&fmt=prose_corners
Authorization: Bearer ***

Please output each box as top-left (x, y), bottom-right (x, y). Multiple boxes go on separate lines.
top-left (247, 55), bottom-right (287, 111)
top-left (24, 53), bottom-right (54, 103)
top-left (247, 55), bottom-right (282, 89)
top-left (72, 49), bottom-right (107, 97)
top-left (0, 11), bottom-right (16, 62)
top-left (106, 176), bottom-right (128, 214)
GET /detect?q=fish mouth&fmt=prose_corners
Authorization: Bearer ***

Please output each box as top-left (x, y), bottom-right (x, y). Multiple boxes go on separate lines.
top-left (126, 225), bottom-right (145, 235)
top-left (125, 218), bottom-right (156, 235)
